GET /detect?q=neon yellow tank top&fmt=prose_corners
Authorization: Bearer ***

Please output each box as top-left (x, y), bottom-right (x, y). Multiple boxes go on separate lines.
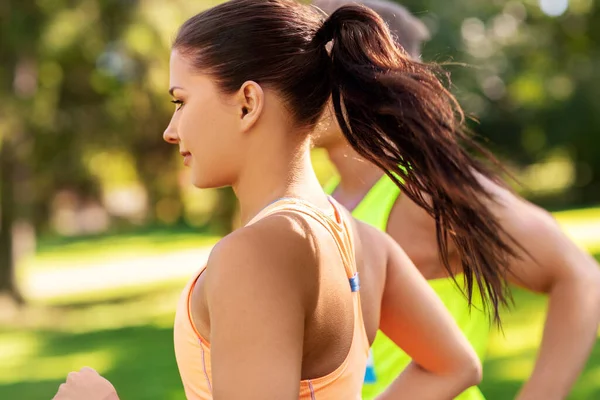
top-left (325, 175), bottom-right (490, 400)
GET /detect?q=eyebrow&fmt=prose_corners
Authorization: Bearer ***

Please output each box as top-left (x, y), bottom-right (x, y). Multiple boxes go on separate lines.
top-left (169, 86), bottom-right (183, 96)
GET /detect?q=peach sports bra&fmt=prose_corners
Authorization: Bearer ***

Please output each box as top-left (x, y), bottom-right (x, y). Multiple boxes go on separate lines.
top-left (173, 197), bottom-right (370, 399)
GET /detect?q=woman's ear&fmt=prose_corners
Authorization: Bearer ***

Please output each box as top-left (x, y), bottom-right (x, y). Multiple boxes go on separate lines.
top-left (237, 81), bottom-right (264, 133)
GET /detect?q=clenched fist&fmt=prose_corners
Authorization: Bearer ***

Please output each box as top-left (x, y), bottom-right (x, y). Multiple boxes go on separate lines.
top-left (53, 367), bottom-right (119, 400)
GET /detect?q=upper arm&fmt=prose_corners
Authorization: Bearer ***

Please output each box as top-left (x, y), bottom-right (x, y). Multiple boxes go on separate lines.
top-left (476, 176), bottom-right (600, 293)
top-left (205, 218), bottom-right (313, 399)
top-left (378, 230), bottom-right (480, 374)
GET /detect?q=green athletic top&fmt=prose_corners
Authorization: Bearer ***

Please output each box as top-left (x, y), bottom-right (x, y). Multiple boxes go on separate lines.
top-left (324, 175), bottom-right (490, 400)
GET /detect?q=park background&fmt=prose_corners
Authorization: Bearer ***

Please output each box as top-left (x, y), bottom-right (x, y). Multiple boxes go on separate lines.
top-left (1, 0), bottom-right (600, 398)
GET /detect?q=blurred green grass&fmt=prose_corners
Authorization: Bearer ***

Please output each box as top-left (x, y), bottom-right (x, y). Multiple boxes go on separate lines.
top-left (0, 287), bottom-right (185, 399)
top-left (483, 271), bottom-right (600, 400)
top-left (5, 282), bottom-right (599, 400)
top-left (28, 226), bottom-right (220, 271)
top-left (554, 206), bottom-right (600, 225)
top-left (1, 208), bottom-right (599, 399)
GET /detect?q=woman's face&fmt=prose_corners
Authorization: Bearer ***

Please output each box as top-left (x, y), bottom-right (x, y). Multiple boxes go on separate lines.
top-left (163, 50), bottom-right (245, 188)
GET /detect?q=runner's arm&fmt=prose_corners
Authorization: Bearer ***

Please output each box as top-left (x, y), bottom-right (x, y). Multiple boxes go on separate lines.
top-left (376, 230), bottom-right (482, 400)
top-left (477, 176), bottom-right (600, 400)
top-left (205, 217), bottom-right (313, 400)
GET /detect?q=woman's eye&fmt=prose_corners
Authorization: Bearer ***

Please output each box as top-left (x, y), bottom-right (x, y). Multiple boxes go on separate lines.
top-left (171, 100), bottom-right (184, 111)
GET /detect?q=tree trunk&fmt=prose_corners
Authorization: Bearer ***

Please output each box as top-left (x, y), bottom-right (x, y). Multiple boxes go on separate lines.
top-left (0, 138), bottom-right (24, 304)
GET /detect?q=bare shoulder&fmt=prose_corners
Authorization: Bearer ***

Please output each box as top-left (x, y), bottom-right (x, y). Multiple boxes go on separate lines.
top-left (352, 216), bottom-right (387, 248)
top-left (203, 213), bottom-right (320, 397)
top-left (203, 212), bottom-right (320, 310)
top-left (475, 171), bottom-right (534, 209)
top-left (350, 215), bottom-right (394, 269)
top-left (353, 215), bottom-right (424, 284)
top-left (474, 171), bottom-right (558, 225)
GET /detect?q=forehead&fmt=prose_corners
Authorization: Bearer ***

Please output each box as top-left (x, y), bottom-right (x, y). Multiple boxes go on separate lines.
top-left (169, 49), bottom-right (224, 100)
top-left (169, 50), bottom-right (197, 85)
top-left (169, 50), bottom-right (211, 89)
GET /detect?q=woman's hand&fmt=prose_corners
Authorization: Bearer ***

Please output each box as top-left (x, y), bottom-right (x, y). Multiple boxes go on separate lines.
top-left (53, 367), bottom-right (119, 400)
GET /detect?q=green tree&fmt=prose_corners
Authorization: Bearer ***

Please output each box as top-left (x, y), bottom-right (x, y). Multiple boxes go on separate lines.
top-left (401, 0), bottom-right (600, 207)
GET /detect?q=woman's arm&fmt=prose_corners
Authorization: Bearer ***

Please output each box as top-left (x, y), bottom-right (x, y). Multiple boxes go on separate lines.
top-left (204, 215), bottom-right (314, 400)
top-left (477, 177), bottom-right (600, 400)
top-left (375, 229), bottom-right (482, 400)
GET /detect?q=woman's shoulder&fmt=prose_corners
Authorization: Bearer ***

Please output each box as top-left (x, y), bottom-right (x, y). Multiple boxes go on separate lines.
top-left (203, 213), bottom-right (321, 306)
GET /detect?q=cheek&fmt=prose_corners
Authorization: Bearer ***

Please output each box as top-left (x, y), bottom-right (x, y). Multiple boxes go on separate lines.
top-left (178, 102), bottom-right (215, 151)
top-left (180, 99), bottom-right (240, 163)
top-left (176, 109), bottom-right (195, 145)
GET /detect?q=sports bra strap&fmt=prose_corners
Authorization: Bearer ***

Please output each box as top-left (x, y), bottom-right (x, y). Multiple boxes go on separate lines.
top-left (247, 197), bottom-right (358, 284)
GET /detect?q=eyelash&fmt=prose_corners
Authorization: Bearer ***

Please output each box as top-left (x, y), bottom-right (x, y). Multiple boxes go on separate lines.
top-left (171, 99), bottom-right (184, 111)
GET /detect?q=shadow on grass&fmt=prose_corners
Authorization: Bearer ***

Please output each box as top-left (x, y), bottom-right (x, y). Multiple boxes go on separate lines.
top-left (0, 324), bottom-right (185, 400)
top-left (43, 279), bottom-right (186, 310)
top-left (36, 224), bottom-right (212, 252)
top-left (480, 349), bottom-right (536, 399)
top-left (27, 227), bottom-right (220, 273)
top-left (481, 339), bottom-right (600, 400)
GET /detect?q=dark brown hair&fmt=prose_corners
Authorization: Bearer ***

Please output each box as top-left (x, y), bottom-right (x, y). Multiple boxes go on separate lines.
top-left (313, 0), bottom-right (430, 58)
top-left (174, 0), bottom-right (516, 323)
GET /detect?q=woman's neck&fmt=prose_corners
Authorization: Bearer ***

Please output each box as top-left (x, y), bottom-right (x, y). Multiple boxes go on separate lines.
top-left (326, 141), bottom-right (383, 209)
top-left (233, 139), bottom-right (329, 226)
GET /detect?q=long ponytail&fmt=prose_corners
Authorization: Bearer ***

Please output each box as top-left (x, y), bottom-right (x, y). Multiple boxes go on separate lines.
top-left (314, 5), bottom-right (517, 324)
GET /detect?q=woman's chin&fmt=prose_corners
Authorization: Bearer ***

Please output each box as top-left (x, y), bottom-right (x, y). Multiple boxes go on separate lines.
top-left (190, 171), bottom-right (229, 190)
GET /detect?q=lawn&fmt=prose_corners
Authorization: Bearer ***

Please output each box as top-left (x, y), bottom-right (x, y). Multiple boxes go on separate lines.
top-left (0, 287), bottom-right (185, 400)
top-left (26, 226), bottom-right (220, 271)
top-left (1, 209), bottom-right (599, 399)
top-left (483, 278), bottom-right (600, 399)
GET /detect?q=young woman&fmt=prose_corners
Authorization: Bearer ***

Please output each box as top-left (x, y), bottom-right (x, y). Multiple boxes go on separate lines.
top-left (312, 1), bottom-right (600, 400)
top-left (53, 0), bottom-right (595, 399)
